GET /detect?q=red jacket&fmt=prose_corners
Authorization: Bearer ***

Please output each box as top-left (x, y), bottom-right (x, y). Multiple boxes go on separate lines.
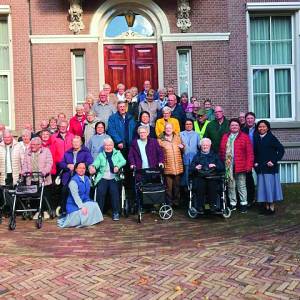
top-left (219, 131), bottom-right (254, 173)
top-left (69, 115), bottom-right (86, 137)
top-left (50, 132), bottom-right (74, 174)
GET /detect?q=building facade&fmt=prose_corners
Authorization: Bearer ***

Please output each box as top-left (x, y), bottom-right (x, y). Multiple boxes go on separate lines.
top-left (0, 0), bottom-right (300, 182)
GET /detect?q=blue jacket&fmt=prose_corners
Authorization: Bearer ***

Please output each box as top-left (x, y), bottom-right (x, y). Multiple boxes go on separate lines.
top-left (138, 90), bottom-right (159, 103)
top-left (180, 130), bottom-right (200, 165)
top-left (107, 112), bottom-right (136, 148)
top-left (59, 146), bottom-right (93, 185)
top-left (66, 174), bottom-right (91, 214)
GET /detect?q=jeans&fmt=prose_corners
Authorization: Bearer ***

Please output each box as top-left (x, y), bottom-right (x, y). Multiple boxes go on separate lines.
top-left (96, 179), bottom-right (120, 214)
top-left (228, 172), bottom-right (247, 207)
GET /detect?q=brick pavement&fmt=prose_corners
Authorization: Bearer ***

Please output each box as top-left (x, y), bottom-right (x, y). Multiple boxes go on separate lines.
top-left (0, 196), bottom-right (300, 300)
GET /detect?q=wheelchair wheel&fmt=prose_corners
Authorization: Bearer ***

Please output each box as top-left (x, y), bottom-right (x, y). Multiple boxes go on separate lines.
top-left (36, 214), bottom-right (43, 229)
top-left (55, 206), bottom-right (62, 217)
top-left (8, 216), bottom-right (16, 230)
top-left (159, 205), bottom-right (173, 220)
top-left (137, 212), bottom-right (142, 223)
top-left (222, 207), bottom-right (231, 219)
top-left (188, 207), bottom-right (198, 219)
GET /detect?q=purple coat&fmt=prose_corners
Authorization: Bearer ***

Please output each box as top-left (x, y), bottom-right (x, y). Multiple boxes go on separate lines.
top-left (58, 146), bottom-right (93, 185)
top-left (128, 138), bottom-right (164, 170)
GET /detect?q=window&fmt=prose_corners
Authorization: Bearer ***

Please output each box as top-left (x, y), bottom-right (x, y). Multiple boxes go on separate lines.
top-left (0, 15), bottom-right (11, 126)
top-left (250, 16), bottom-right (294, 120)
top-left (105, 14), bottom-right (154, 38)
top-left (177, 48), bottom-right (192, 98)
top-left (71, 51), bottom-right (86, 106)
top-left (279, 162), bottom-right (299, 183)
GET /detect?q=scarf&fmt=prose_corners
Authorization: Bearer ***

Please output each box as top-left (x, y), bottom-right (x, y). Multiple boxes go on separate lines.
top-left (105, 151), bottom-right (114, 173)
top-left (225, 133), bottom-right (238, 182)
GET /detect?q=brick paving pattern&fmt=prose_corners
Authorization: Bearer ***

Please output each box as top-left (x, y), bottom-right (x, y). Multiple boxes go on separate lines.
top-left (0, 198), bottom-right (300, 299)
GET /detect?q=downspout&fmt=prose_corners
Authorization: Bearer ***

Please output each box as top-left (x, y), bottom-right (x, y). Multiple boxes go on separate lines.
top-left (28, 0), bottom-right (36, 131)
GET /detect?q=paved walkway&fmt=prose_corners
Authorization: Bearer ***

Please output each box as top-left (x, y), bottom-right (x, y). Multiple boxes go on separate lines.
top-left (0, 189), bottom-right (300, 299)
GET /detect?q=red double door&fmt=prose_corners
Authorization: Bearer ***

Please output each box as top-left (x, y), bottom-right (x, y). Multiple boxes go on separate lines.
top-left (104, 44), bottom-right (158, 92)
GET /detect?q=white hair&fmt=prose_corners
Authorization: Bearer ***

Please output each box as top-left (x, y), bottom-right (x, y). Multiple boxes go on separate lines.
top-left (162, 106), bottom-right (172, 113)
top-left (200, 138), bottom-right (212, 146)
top-left (103, 137), bottom-right (114, 146)
top-left (137, 125), bottom-right (150, 135)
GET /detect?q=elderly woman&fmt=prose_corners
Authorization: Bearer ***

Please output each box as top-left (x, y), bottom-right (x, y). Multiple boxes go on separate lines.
top-left (83, 110), bottom-right (99, 146)
top-left (129, 125), bottom-right (164, 170)
top-left (40, 129), bottom-right (51, 148)
top-left (87, 121), bottom-right (110, 160)
top-left (89, 138), bottom-right (126, 221)
top-left (219, 118), bottom-right (254, 213)
top-left (22, 137), bottom-right (53, 219)
top-left (158, 123), bottom-right (184, 207)
top-left (254, 120), bottom-right (285, 215)
top-left (125, 89), bottom-right (139, 121)
top-left (190, 138), bottom-right (224, 212)
top-left (180, 119), bottom-right (200, 187)
top-left (19, 129), bottom-right (32, 164)
top-left (57, 162), bottom-right (103, 228)
top-left (179, 92), bottom-right (189, 112)
top-left (69, 105), bottom-right (86, 137)
top-left (48, 117), bottom-right (58, 134)
top-left (155, 106), bottom-right (180, 137)
top-left (58, 136), bottom-right (93, 215)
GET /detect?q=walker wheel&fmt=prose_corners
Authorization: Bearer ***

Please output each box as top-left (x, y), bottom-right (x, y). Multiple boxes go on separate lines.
top-left (123, 199), bottom-right (129, 218)
top-left (159, 205), bottom-right (173, 220)
top-left (188, 207), bottom-right (198, 219)
top-left (222, 207), bottom-right (231, 219)
top-left (8, 216), bottom-right (16, 230)
top-left (36, 214), bottom-right (43, 229)
top-left (49, 209), bottom-right (56, 219)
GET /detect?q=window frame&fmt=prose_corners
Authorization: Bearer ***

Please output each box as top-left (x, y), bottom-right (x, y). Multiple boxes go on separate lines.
top-left (176, 48), bottom-right (193, 99)
top-left (248, 13), bottom-right (296, 122)
top-left (71, 50), bottom-right (87, 112)
top-left (278, 161), bottom-right (300, 183)
top-left (0, 10), bottom-right (14, 129)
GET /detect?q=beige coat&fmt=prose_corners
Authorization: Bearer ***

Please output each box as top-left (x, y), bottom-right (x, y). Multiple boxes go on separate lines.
top-left (158, 134), bottom-right (184, 175)
top-left (0, 139), bottom-right (22, 185)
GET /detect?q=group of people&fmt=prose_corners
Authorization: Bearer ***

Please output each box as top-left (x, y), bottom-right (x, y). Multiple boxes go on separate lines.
top-left (0, 80), bottom-right (285, 228)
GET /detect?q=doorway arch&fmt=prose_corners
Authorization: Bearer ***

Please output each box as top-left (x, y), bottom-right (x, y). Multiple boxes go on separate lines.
top-left (89, 0), bottom-right (170, 89)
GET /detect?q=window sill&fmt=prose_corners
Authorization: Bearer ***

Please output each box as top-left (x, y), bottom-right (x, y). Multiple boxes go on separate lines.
top-left (270, 121), bottom-right (300, 129)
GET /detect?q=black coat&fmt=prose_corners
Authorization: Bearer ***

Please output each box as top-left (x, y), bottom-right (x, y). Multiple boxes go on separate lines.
top-left (253, 131), bottom-right (284, 174)
top-left (190, 150), bottom-right (224, 176)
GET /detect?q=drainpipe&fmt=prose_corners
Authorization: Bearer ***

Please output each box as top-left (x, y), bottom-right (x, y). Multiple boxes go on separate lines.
top-left (28, 0), bottom-right (36, 131)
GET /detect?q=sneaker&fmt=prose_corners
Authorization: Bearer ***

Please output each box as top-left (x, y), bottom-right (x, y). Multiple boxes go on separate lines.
top-left (240, 205), bottom-right (247, 214)
top-left (43, 211), bottom-right (50, 220)
top-left (33, 212), bottom-right (39, 220)
top-left (112, 213), bottom-right (120, 221)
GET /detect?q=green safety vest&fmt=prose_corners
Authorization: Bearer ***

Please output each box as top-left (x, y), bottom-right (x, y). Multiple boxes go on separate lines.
top-left (194, 120), bottom-right (210, 139)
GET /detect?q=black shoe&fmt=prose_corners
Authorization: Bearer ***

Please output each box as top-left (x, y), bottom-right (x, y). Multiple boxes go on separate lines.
top-left (229, 205), bottom-right (237, 211)
top-left (240, 205), bottom-right (247, 214)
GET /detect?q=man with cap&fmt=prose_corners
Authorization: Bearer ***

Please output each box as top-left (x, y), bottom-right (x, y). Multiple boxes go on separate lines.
top-left (194, 109), bottom-right (210, 139)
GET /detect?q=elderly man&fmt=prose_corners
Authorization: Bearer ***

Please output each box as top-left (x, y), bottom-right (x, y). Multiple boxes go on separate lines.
top-left (166, 94), bottom-right (186, 130)
top-left (239, 112), bottom-right (246, 129)
top-left (167, 86), bottom-right (180, 102)
top-left (50, 120), bottom-right (74, 175)
top-left (155, 106), bottom-right (180, 137)
top-left (138, 89), bottom-right (161, 126)
top-left (204, 105), bottom-right (229, 153)
top-left (69, 105), bottom-right (86, 137)
top-left (92, 90), bottom-right (116, 128)
top-left (138, 80), bottom-right (158, 103)
top-left (0, 130), bottom-right (22, 186)
top-left (36, 119), bottom-right (49, 136)
top-left (194, 109), bottom-right (210, 139)
top-left (103, 83), bottom-right (118, 107)
top-left (157, 88), bottom-right (168, 109)
top-left (107, 101), bottom-right (136, 154)
top-left (83, 111), bottom-right (99, 146)
top-left (17, 123), bottom-right (36, 142)
top-left (22, 137), bottom-right (53, 219)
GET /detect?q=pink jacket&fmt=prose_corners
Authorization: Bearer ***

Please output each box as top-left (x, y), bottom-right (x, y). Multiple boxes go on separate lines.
top-left (22, 147), bottom-right (53, 186)
top-left (50, 132), bottom-right (74, 174)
